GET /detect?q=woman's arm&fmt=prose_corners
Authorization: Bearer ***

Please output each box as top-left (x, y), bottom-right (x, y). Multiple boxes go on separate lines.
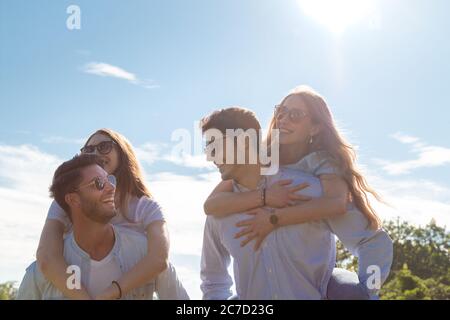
top-left (235, 174), bottom-right (349, 249)
top-left (36, 219), bottom-right (91, 299)
top-left (95, 220), bottom-right (169, 299)
top-left (204, 179), bottom-right (311, 217)
top-left (276, 174), bottom-right (349, 226)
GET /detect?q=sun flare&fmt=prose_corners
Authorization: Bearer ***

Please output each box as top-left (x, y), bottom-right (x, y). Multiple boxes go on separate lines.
top-left (297, 0), bottom-right (377, 35)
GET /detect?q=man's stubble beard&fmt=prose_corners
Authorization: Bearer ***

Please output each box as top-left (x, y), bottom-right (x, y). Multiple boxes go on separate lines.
top-left (81, 198), bottom-right (117, 224)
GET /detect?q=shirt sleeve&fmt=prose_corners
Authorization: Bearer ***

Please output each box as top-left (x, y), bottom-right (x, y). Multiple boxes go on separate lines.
top-left (325, 209), bottom-right (393, 298)
top-left (136, 197), bottom-right (166, 229)
top-left (295, 151), bottom-right (343, 177)
top-left (17, 262), bottom-right (42, 300)
top-left (46, 200), bottom-right (72, 232)
top-left (200, 217), bottom-right (234, 300)
top-left (155, 262), bottom-right (190, 300)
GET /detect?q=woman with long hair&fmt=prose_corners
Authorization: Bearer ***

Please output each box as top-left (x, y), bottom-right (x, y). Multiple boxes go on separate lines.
top-left (203, 86), bottom-right (392, 299)
top-left (36, 129), bottom-right (170, 299)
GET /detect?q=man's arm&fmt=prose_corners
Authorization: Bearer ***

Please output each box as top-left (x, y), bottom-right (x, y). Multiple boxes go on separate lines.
top-left (326, 209), bottom-right (393, 297)
top-left (200, 217), bottom-right (234, 300)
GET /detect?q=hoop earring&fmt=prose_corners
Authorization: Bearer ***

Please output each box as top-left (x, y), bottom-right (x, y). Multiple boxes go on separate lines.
top-left (309, 135), bottom-right (313, 144)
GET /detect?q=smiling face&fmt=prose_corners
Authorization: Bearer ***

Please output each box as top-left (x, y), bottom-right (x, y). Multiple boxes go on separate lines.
top-left (75, 164), bottom-right (117, 224)
top-left (83, 133), bottom-right (120, 175)
top-left (275, 94), bottom-right (321, 146)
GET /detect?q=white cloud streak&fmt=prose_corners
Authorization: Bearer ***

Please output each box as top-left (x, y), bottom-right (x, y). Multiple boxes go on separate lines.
top-left (82, 62), bottom-right (159, 89)
top-left (135, 142), bottom-right (215, 170)
top-left (375, 132), bottom-right (450, 175)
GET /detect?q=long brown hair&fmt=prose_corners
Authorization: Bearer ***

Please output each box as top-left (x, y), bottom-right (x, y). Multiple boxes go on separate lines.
top-left (268, 85), bottom-right (382, 230)
top-left (83, 129), bottom-right (151, 217)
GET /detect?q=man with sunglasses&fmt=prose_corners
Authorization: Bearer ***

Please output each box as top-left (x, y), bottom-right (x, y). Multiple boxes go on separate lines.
top-left (17, 154), bottom-right (188, 300)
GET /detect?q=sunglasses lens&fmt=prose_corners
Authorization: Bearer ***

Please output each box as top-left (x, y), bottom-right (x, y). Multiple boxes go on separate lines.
top-left (290, 111), bottom-right (300, 121)
top-left (94, 178), bottom-right (105, 191)
top-left (97, 141), bottom-right (113, 154)
top-left (108, 175), bottom-right (116, 187)
top-left (81, 146), bottom-right (95, 154)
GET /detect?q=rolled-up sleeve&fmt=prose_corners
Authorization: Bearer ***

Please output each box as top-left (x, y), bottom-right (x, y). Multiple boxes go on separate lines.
top-left (200, 217), bottom-right (233, 300)
top-left (326, 209), bottom-right (393, 297)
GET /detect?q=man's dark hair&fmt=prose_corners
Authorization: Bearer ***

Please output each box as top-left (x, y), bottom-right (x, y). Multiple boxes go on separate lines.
top-left (49, 154), bottom-right (104, 219)
top-left (200, 107), bottom-right (261, 134)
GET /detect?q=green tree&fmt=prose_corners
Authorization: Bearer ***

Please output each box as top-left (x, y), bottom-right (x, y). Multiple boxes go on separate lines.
top-left (336, 217), bottom-right (450, 300)
top-left (0, 282), bottom-right (17, 300)
top-left (384, 218), bottom-right (449, 281)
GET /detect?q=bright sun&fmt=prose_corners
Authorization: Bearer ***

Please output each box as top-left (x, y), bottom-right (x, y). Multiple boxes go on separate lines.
top-left (297, 0), bottom-right (377, 35)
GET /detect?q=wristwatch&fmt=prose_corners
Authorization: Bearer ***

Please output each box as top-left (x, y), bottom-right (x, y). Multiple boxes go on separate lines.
top-left (268, 209), bottom-right (279, 227)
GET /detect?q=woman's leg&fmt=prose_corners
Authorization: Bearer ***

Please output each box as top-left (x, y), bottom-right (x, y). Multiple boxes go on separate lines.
top-left (326, 268), bottom-right (371, 300)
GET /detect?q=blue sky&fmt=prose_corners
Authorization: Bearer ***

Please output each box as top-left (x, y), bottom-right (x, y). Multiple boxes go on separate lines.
top-left (1, 0), bottom-right (449, 299)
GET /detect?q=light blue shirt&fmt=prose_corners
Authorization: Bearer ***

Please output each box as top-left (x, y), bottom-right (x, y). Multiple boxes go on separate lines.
top-left (200, 167), bottom-right (393, 300)
top-left (284, 151), bottom-right (393, 297)
top-left (17, 225), bottom-right (189, 300)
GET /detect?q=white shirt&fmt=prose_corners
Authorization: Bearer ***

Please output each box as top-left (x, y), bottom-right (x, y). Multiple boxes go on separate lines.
top-left (86, 249), bottom-right (123, 298)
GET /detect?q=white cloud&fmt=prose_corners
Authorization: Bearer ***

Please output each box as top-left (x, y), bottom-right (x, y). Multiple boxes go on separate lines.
top-left (135, 143), bottom-right (165, 166)
top-left (0, 144), bottom-right (58, 285)
top-left (375, 132), bottom-right (450, 175)
top-left (135, 141), bottom-right (215, 170)
top-left (82, 62), bottom-right (159, 89)
top-left (0, 144), bottom-right (62, 195)
top-left (391, 132), bottom-right (420, 145)
top-left (367, 173), bottom-right (450, 228)
top-left (163, 152), bottom-right (215, 169)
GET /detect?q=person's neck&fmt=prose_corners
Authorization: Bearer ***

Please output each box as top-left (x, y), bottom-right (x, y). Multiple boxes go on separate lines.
top-left (72, 216), bottom-right (115, 261)
top-left (234, 164), bottom-right (262, 190)
top-left (279, 143), bottom-right (309, 165)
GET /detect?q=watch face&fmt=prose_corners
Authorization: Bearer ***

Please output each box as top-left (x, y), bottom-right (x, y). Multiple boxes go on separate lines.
top-left (270, 214), bottom-right (278, 225)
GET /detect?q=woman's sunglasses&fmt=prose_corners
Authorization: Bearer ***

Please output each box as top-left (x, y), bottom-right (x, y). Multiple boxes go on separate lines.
top-left (274, 105), bottom-right (308, 123)
top-left (75, 175), bottom-right (117, 192)
top-left (80, 141), bottom-right (117, 155)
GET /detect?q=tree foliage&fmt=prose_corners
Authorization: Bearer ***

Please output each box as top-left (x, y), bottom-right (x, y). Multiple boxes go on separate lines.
top-left (336, 217), bottom-right (450, 300)
top-left (0, 282), bottom-right (17, 300)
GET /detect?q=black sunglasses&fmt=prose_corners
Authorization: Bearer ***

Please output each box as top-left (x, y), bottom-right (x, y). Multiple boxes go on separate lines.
top-left (274, 105), bottom-right (308, 123)
top-left (80, 141), bottom-right (117, 155)
top-left (75, 175), bottom-right (117, 192)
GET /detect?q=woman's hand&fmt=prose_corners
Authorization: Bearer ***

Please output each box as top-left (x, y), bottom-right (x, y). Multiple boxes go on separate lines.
top-left (94, 283), bottom-right (120, 300)
top-left (265, 180), bottom-right (311, 208)
top-left (234, 208), bottom-right (277, 251)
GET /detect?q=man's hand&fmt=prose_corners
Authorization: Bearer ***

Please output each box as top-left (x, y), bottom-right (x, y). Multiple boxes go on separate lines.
top-left (94, 283), bottom-right (121, 300)
top-left (234, 208), bottom-right (277, 251)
